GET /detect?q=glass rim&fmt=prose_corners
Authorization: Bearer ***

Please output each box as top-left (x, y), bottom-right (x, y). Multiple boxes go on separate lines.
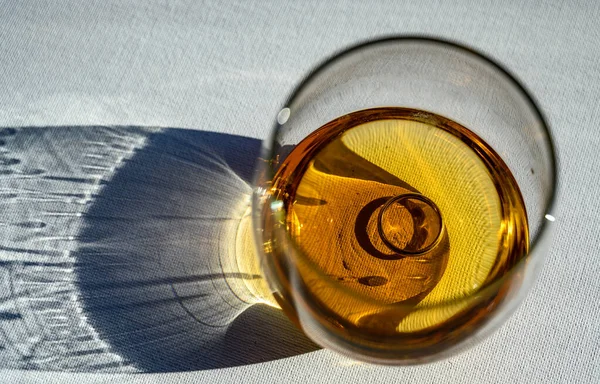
top-left (260, 35), bottom-right (558, 307)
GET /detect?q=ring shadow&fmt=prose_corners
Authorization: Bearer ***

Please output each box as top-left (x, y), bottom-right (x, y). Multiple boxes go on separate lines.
top-left (74, 128), bottom-right (319, 372)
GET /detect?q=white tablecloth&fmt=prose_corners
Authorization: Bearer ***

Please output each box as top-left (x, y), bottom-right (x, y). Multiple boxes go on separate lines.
top-left (1, 1), bottom-right (599, 383)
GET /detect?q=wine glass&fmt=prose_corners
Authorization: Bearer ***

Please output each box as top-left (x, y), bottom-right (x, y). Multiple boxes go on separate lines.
top-left (252, 37), bottom-right (557, 364)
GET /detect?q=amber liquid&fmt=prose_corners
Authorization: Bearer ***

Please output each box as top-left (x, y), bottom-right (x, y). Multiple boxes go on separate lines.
top-left (264, 107), bottom-right (528, 350)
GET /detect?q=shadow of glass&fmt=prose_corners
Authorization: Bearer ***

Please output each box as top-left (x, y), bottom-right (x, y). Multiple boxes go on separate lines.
top-left (0, 127), bottom-right (318, 373)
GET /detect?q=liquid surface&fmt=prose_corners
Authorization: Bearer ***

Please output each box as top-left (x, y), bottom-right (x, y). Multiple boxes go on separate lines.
top-left (268, 107), bottom-right (528, 337)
